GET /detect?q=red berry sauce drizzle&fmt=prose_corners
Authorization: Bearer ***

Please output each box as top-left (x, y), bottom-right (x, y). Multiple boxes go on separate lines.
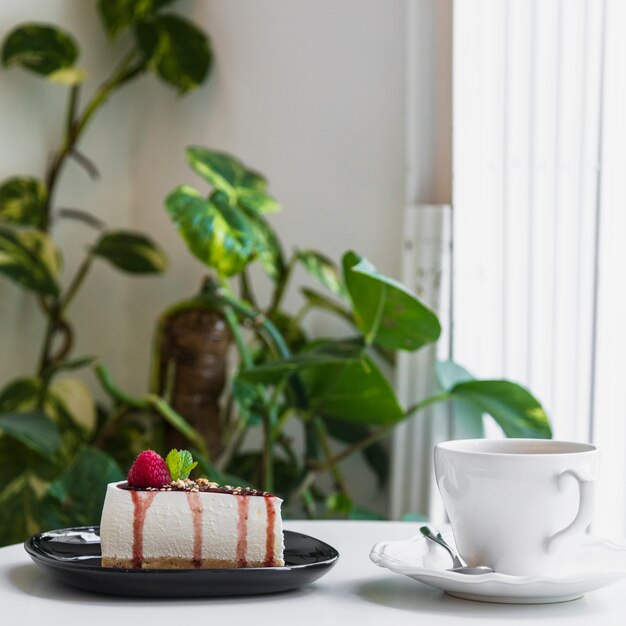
top-left (236, 496), bottom-right (249, 566)
top-left (130, 491), bottom-right (157, 568)
top-left (264, 496), bottom-right (276, 566)
top-left (186, 491), bottom-right (203, 567)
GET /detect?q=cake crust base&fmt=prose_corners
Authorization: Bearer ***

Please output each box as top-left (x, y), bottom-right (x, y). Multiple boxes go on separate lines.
top-left (101, 556), bottom-right (285, 569)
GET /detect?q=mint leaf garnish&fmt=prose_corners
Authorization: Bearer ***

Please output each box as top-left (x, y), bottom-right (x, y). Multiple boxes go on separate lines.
top-left (165, 449), bottom-right (198, 481)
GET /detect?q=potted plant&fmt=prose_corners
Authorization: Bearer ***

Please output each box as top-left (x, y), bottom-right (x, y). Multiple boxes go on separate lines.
top-left (127, 146), bottom-right (550, 518)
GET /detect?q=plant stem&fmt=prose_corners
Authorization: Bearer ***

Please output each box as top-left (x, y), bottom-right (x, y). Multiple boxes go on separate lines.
top-left (239, 269), bottom-right (258, 308)
top-left (59, 251), bottom-right (94, 314)
top-left (217, 287), bottom-right (291, 359)
top-left (289, 470), bottom-right (316, 505)
top-left (315, 418), bottom-right (349, 496)
top-left (219, 277), bottom-right (275, 491)
top-left (93, 362), bottom-right (209, 458)
top-left (35, 51), bottom-right (146, 378)
top-left (267, 254), bottom-right (297, 317)
top-left (313, 391), bottom-right (452, 472)
top-left (43, 50), bottom-right (143, 230)
top-left (92, 405), bottom-right (130, 448)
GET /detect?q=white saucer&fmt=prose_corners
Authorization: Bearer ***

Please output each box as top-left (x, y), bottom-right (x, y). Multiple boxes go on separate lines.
top-left (370, 526), bottom-right (626, 604)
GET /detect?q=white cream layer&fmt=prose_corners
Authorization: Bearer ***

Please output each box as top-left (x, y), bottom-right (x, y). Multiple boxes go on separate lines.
top-left (100, 481), bottom-right (284, 563)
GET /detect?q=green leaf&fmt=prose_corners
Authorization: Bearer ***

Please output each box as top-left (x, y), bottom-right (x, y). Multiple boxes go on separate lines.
top-left (298, 250), bottom-right (348, 298)
top-left (322, 416), bottom-right (389, 486)
top-left (186, 147), bottom-right (245, 197)
top-left (97, 0), bottom-right (176, 39)
top-left (0, 378), bottom-right (40, 412)
top-left (0, 411), bottom-right (61, 459)
top-left (343, 251), bottom-right (441, 351)
top-left (1, 24), bottom-right (82, 80)
top-left (185, 147), bottom-right (279, 217)
top-left (435, 360), bottom-right (484, 438)
top-left (48, 66), bottom-right (87, 85)
top-left (135, 14), bottom-right (211, 93)
top-left (55, 355), bottom-right (97, 371)
top-left (237, 188), bottom-right (281, 215)
top-left (0, 177), bottom-right (46, 227)
top-left (268, 310), bottom-right (309, 353)
top-left (165, 448), bottom-right (197, 480)
top-left (0, 227), bottom-right (60, 295)
top-left (240, 169), bottom-right (267, 192)
top-left (231, 377), bottom-right (265, 426)
top-left (449, 380), bottom-right (552, 438)
top-left (326, 492), bottom-right (352, 515)
top-left (239, 206), bottom-right (285, 280)
top-left (49, 378), bottom-right (96, 435)
top-left (300, 353), bottom-right (404, 426)
top-left (165, 185), bottom-right (253, 276)
top-left (93, 230), bottom-right (168, 274)
top-left (239, 348), bottom-right (361, 385)
top-left (0, 477), bottom-right (33, 546)
top-left (301, 287), bottom-right (354, 324)
top-left (37, 446), bottom-right (124, 530)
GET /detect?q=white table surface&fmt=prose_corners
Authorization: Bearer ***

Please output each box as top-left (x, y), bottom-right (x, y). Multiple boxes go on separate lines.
top-left (1, 520), bottom-right (625, 626)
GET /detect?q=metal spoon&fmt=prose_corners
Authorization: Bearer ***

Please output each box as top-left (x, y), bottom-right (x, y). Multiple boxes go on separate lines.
top-left (419, 526), bottom-right (494, 575)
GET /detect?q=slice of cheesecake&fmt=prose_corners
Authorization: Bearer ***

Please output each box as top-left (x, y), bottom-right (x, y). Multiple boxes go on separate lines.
top-left (99, 450), bottom-right (284, 569)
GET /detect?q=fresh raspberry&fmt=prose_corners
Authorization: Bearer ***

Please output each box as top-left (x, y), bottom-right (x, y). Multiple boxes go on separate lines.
top-left (127, 450), bottom-right (171, 488)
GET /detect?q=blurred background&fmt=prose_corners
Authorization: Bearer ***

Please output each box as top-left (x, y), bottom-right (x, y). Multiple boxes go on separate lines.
top-left (0, 0), bottom-right (624, 542)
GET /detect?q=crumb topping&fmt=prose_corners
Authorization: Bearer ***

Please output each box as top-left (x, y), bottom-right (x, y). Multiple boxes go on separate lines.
top-left (119, 478), bottom-right (272, 497)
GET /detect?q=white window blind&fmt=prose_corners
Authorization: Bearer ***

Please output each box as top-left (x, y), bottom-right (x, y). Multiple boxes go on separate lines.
top-left (453, 0), bottom-right (626, 536)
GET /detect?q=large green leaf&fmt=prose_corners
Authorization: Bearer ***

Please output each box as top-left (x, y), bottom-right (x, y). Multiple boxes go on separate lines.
top-left (435, 360), bottom-right (484, 438)
top-left (166, 185), bottom-right (252, 276)
top-left (97, 0), bottom-right (176, 39)
top-left (1, 24), bottom-right (84, 83)
top-left (322, 416), bottom-right (389, 486)
top-left (0, 227), bottom-right (60, 295)
top-left (0, 177), bottom-right (46, 227)
top-left (343, 251), bottom-right (441, 351)
top-left (93, 230), bottom-right (168, 274)
top-left (298, 250), bottom-right (347, 298)
top-left (435, 361), bottom-right (485, 439)
top-left (300, 354), bottom-right (404, 426)
top-left (135, 14), bottom-right (211, 93)
top-left (37, 446), bottom-right (124, 530)
top-left (450, 379), bottom-right (551, 439)
top-left (0, 411), bottom-right (61, 459)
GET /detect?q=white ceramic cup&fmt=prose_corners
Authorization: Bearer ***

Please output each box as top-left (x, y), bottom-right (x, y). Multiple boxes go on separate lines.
top-left (434, 439), bottom-right (599, 576)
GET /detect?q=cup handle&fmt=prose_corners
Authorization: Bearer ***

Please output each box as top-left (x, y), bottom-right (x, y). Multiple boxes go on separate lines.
top-left (545, 469), bottom-right (594, 555)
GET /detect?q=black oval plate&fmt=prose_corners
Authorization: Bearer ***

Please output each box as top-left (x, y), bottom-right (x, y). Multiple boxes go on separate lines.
top-left (24, 526), bottom-right (339, 597)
